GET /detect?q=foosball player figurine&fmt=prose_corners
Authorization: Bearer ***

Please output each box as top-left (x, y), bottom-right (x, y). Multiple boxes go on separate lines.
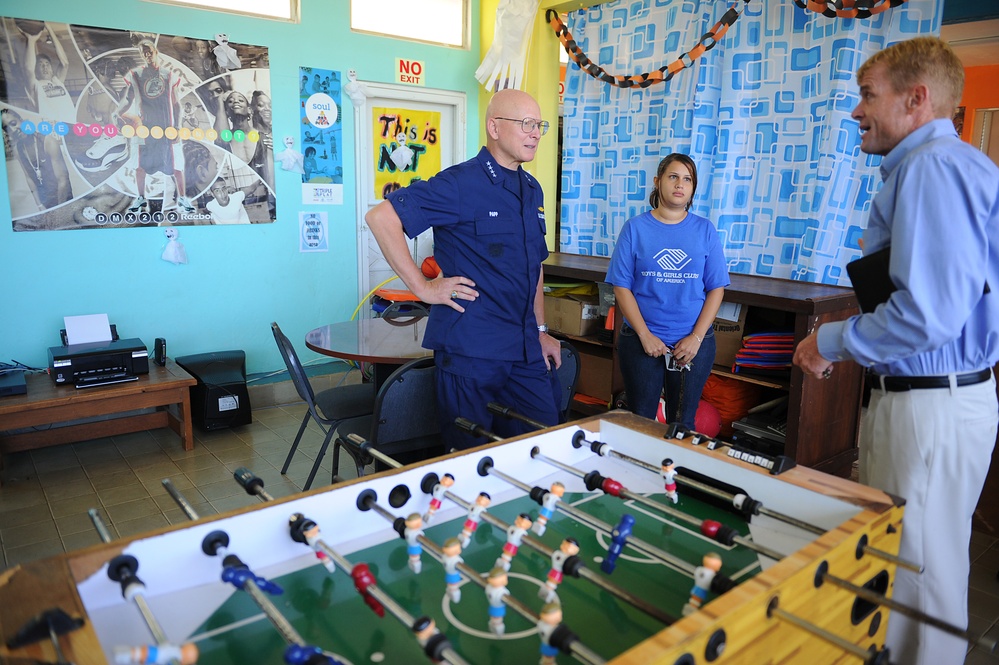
top-left (532, 481), bottom-right (565, 536)
top-left (600, 513), bottom-right (635, 574)
top-left (537, 602), bottom-right (562, 665)
top-left (683, 552), bottom-right (723, 616)
top-left (412, 616), bottom-right (448, 664)
top-left (458, 492), bottom-right (491, 547)
top-left (423, 473), bottom-right (455, 524)
top-left (661, 458), bottom-right (679, 504)
top-left (496, 513), bottom-right (532, 571)
top-left (539, 537), bottom-right (581, 602)
top-left (486, 567), bottom-right (509, 635)
top-left (404, 513), bottom-right (424, 574)
top-left (441, 537), bottom-right (464, 603)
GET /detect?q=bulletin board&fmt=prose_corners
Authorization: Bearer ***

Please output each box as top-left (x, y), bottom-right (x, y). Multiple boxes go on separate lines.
top-left (0, 17), bottom-right (274, 230)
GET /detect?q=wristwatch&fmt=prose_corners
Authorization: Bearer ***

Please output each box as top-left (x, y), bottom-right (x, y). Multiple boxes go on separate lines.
top-left (538, 324), bottom-right (549, 333)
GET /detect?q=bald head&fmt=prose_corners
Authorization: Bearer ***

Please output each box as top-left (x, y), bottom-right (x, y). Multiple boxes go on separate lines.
top-left (486, 89), bottom-right (539, 121)
top-left (485, 89), bottom-right (544, 170)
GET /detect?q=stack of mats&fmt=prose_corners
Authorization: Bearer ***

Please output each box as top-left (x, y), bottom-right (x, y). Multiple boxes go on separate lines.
top-left (731, 331), bottom-right (795, 377)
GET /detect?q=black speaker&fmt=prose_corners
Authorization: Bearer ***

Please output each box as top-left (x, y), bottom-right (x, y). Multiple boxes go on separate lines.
top-left (154, 338), bottom-right (167, 366)
top-left (175, 351), bottom-right (252, 430)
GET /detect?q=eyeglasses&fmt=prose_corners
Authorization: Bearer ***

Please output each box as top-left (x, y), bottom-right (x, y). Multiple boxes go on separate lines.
top-left (494, 117), bottom-right (550, 136)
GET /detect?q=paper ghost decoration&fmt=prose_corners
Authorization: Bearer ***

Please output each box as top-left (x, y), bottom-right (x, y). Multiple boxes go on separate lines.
top-left (162, 227), bottom-right (188, 265)
top-left (344, 69), bottom-right (370, 108)
top-left (390, 133), bottom-right (415, 171)
top-left (275, 136), bottom-right (305, 174)
top-left (213, 33), bottom-right (241, 70)
top-left (475, 0), bottom-right (541, 91)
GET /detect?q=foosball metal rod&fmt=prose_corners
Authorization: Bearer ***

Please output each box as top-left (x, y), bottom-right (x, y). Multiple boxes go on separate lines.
top-left (88, 509), bottom-right (191, 665)
top-left (531, 448), bottom-right (787, 562)
top-left (487, 402), bottom-right (547, 430)
top-left (231, 468), bottom-right (472, 665)
top-left (163, 485), bottom-right (340, 664)
top-left (569, 429), bottom-right (825, 536)
top-left (860, 541), bottom-right (923, 574)
top-left (480, 458), bottom-right (736, 593)
top-left (766, 597), bottom-right (890, 665)
top-left (358, 491), bottom-right (607, 665)
top-left (87, 508), bottom-right (114, 543)
top-left (819, 566), bottom-right (997, 653)
top-left (161, 479), bottom-right (201, 521)
top-left (345, 433), bottom-right (405, 470)
top-left (441, 486), bottom-right (676, 625)
top-left (454, 417), bottom-right (504, 442)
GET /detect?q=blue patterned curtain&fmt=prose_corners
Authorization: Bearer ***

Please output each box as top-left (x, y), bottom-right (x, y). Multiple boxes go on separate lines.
top-left (559, 0), bottom-right (941, 284)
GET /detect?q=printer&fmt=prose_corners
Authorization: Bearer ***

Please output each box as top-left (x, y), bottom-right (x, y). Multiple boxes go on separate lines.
top-left (49, 338), bottom-right (149, 388)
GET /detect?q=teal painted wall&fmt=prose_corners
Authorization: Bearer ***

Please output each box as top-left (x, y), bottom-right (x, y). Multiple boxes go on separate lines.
top-left (0, 0), bottom-right (481, 375)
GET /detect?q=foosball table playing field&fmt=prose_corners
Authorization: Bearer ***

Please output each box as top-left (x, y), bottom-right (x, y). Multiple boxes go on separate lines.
top-left (0, 411), bottom-right (909, 665)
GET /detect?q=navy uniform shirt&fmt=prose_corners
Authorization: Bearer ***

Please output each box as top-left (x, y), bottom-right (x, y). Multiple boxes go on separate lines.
top-left (387, 146), bottom-right (549, 363)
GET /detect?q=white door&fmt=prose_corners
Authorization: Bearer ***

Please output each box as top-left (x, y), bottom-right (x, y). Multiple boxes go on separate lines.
top-left (354, 83), bottom-right (466, 316)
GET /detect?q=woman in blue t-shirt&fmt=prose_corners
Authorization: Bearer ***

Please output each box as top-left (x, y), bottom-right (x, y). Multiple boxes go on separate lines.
top-left (606, 153), bottom-right (729, 428)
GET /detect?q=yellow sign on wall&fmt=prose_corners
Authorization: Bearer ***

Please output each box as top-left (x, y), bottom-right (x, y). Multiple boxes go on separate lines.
top-left (372, 107), bottom-right (441, 199)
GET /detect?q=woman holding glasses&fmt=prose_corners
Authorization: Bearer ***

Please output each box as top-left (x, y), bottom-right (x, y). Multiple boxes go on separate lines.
top-left (606, 153), bottom-right (728, 428)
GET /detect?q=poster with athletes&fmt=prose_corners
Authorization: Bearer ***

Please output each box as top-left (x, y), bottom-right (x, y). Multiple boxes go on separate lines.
top-left (299, 66), bottom-right (342, 205)
top-left (0, 17), bottom-right (274, 230)
top-left (372, 107), bottom-right (441, 200)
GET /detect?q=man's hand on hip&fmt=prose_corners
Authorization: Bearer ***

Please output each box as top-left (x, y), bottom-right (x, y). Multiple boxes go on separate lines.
top-left (419, 276), bottom-right (479, 313)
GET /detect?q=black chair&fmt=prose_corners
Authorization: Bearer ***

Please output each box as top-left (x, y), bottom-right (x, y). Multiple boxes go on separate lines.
top-left (271, 322), bottom-right (376, 490)
top-left (335, 356), bottom-right (443, 479)
top-left (555, 340), bottom-right (582, 422)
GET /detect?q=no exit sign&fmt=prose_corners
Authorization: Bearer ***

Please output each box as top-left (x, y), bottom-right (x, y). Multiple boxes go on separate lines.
top-left (396, 58), bottom-right (425, 86)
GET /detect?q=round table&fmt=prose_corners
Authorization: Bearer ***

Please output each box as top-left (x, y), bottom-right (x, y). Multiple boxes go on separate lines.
top-left (305, 316), bottom-right (432, 387)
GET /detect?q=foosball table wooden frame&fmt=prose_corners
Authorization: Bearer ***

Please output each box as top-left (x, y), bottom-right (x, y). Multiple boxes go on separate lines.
top-left (0, 411), bottom-right (903, 665)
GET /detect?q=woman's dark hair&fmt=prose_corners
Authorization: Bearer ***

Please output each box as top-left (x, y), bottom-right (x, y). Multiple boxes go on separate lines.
top-left (649, 153), bottom-right (698, 211)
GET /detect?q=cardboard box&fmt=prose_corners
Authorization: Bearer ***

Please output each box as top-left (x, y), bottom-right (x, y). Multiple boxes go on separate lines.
top-left (544, 294), bottom-right (603, 337)
top-left (576, 347), bottom-right (614, 402)
top-left (712, 301), bottom-right (748, 368)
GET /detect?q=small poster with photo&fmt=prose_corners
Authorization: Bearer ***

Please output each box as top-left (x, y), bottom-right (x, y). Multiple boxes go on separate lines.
top-left (299, 66), bottom-right (343, 205)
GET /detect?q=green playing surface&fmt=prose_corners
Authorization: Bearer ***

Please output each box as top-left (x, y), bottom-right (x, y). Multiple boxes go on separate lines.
top-left (187, 491), bottom-right (762, 664)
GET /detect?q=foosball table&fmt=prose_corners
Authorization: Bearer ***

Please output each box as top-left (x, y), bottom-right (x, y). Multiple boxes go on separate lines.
top-left (0, 412), bottom-right (904, 664)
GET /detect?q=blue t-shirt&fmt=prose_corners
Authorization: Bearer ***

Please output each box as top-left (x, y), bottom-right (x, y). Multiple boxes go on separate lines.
top-left (386, 147), bottom-right (549, 362)
top-left (606, 211), bottom-right (729, 345)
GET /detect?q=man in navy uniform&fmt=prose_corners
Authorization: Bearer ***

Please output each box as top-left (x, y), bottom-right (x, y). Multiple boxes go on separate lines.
top-left (366, 89), bottom-right (560, 450)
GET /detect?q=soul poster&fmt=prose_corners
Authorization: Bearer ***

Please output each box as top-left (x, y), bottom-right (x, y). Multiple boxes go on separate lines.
top-left (0, 17), bottom-right (274, 230)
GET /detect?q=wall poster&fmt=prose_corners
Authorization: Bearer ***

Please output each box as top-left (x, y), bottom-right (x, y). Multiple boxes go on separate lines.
top-left (372, 107), bottom-right (441, 200)
top-left (0, 18), bottom-right (275, 230)
top-left (299, 66), bottom-right (342, 205)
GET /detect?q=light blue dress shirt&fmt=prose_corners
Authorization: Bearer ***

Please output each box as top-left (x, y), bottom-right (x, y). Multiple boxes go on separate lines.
top-left (818, 118), bottom-right (999, 376)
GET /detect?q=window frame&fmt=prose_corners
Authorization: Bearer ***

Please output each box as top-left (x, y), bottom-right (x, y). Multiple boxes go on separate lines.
top-left (349, 0), bottom-right (469, 50)
top-left (142, 0), bottom-right (300, 23)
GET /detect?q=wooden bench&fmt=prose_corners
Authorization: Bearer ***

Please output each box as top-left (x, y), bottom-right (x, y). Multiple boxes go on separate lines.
top-left (0, 360), bottom-right (197, 471)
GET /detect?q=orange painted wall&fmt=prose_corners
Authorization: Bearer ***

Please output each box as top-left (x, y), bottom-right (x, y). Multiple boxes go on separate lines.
top-left (959, 64), bottom-right (999, 143)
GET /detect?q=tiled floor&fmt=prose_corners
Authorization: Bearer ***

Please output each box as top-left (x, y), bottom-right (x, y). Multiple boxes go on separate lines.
top-left (0, 396), bottom-right (364, 571)
top-left (2, 392), bottom-right (999, 663)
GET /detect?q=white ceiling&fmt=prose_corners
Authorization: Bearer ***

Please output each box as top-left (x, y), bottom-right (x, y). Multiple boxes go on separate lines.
top-left (941, 19), bottom-right (999, 67)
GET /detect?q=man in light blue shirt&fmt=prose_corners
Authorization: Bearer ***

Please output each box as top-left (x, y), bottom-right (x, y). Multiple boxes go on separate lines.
top-left (794, 37), bottom-right (998, 664)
